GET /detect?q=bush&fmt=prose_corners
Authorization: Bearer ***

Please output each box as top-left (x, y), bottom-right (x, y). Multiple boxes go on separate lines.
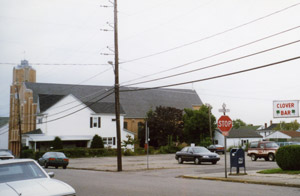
top-left (276, 145), bottom-right (300, 170)
top-left (52, 136), bottom-right (63, 150)
top-left (21, 149), bottom-right (34, 159)
top-left (90, 135), bottom-right (104, 148)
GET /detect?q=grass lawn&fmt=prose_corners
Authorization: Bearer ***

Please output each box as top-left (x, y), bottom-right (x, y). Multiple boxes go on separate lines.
top-left (258, 168), bottom-right (300, 175)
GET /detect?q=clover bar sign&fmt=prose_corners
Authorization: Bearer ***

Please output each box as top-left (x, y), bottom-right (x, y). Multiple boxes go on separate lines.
top-left (273, 100), bottom-right (299, 118)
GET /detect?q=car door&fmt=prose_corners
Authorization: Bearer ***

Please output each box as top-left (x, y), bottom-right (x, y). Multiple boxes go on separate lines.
top-left (258, 143), bottom-right (265, 156)
top-left (186, 148), bottom-right (195, 161)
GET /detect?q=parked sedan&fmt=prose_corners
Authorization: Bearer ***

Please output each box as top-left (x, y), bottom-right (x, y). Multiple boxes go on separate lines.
top-left (207, 145), bottom-right (225, 154)
top-left (38, 152), bottom-right (69, 169)
top-left (0, 159), bottom-right (75, 196)
top-left (0, 149), bottom-right (14, 160)
top-left (175, 146), bottom-right (220, 165)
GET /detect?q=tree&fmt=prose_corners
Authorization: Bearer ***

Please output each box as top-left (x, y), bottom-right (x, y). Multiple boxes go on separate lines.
top-left (122, 135), bottom-right (136, 149)
top-left (274, 120), bottom-right (300, 131)
top-left (52, 136), bottom-right (63, 150)
top-left (183, 105), bottom-right (216, 146)
top-left (146, 106), bottom-right (184, 148)
top-left (90, 134), bottom-right (104, 148)
top-left (233, 119), bottom-right (247, 129)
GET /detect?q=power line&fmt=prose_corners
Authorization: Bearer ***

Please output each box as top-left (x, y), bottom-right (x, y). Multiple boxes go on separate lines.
top-left (0, 63), bottom-right (110, 66)
top-left (123, 39), bottom-right (300, 87)
top-left (120, 2), bottom-right (300, 64)
top-left (121, 25), bottom-right (300, 85)
top-left (120, 56), bottom-right (300, 92)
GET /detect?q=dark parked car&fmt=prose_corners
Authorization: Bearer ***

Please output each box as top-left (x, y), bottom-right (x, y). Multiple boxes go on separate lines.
top-left (38, 152), bottom-right (69, 169)
top-left (175, 146), bottom-right (220, 165)
top-left (207, 144), bottom-right (225, 154)
top-left (0, 149), bottom-right (14, 160)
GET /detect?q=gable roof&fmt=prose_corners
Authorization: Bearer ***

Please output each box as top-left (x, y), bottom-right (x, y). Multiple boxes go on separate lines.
top-left (38, 94), bottom-right (65, 112)
top-left (0, 117), bottom-right (9, 128)
top-left (261, 123), bottom-right (279, 130)
top-left (217, 128), bottom-right (262, 138)
top-left (86, 102), bottom-right (125, 115)
top-left (279, 131), bottom-right (300, 138)
top-left (25, 82), bottom-right (202, 118)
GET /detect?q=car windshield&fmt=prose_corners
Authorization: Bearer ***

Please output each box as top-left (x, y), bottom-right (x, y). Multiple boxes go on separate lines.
top-left (0, 161), bottom-right (47, 183)
top-left (192, 147), bottom-right (211, 153)
top-left (56, 152), bottom-right (66, 158)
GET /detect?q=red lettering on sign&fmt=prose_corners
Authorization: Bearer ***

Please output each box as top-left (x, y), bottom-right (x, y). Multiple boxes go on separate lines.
top-left (281, 110), bottom-right (291, 115)
top-left (277, 103), bottom-right (295, 108)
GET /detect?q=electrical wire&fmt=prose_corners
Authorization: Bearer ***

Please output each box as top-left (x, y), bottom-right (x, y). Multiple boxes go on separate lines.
top-left (123, 39), bottom-right (300, 87)
top-left (120, 2), bottom-right (300, 64)
top-left (120, 56), bottom-right (300, 92)
top-left (121, 25), bottom-right (300, 85)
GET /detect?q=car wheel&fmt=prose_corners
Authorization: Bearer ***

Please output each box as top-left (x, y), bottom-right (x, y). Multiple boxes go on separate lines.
top-left (251, 154), bottom-right (257, 161)
top-left (194, 157), bottom-right (201, 165)
top-left (55, 166), bottom-right (58, 169)
top-left (63, 166), bottom-right (67, 169)
top-left (268, 153), bottom-right (275, 161)
top-left (44, 163), bottom-right (48, 168)
top-left (212, 161), bottom-right (217, 165)
top-left (178, 157), bottom-right (183, 164)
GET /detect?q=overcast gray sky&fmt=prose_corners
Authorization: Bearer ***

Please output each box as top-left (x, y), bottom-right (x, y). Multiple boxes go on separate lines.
top-left (0, 0), bottom-right (300, 126)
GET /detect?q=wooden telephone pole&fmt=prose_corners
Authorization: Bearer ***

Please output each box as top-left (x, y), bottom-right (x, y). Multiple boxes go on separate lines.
top-left (113, 0), bottom-right (122, 171)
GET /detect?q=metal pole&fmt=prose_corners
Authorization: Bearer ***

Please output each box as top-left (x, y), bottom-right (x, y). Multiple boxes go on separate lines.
top-left (147, 127), bottom-right (149, 169)
top-left (208, 106), bottom-right (212, 144)
top-left (223, 111), bottom-right (227, 178)
top-left (113, 0), bottom-right (122, 171)
top-left (224, 135), bottom-right (227, 178)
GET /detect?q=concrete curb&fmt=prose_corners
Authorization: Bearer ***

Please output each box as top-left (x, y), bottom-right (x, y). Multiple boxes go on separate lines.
top-left (180, 175), bottom-right (300, 188)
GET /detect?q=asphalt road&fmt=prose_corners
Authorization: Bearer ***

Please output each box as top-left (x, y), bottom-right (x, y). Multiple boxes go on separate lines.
top-left (45, 154), bottom-right (300, 196)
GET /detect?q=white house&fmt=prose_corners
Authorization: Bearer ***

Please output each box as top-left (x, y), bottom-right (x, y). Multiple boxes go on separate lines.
top-left (265, 130), bottom-right (300, 141)
top-left (214, 126), bottom-right (263, 149)
top-left (22, 94), bottom-right (134, 151)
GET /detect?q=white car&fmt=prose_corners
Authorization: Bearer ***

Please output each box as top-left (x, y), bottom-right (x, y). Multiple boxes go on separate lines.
top-left (0, 159), bottom-right (76, 196)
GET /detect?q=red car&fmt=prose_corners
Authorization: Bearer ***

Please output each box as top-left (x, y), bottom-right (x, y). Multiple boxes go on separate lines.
top-left (207, 145), bottom-right (225, 154)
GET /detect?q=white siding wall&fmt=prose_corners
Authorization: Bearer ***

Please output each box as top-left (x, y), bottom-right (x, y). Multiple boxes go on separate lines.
top-left (214, 131), bottom-right (262, 149)
top-left (36, 94), bottom-right (132, 149)
top-left (0, 124), bottom-right (9, 149)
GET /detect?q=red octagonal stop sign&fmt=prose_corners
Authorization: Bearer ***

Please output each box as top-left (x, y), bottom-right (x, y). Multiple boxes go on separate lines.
top-left (218, 115), bottom-right (232, 136)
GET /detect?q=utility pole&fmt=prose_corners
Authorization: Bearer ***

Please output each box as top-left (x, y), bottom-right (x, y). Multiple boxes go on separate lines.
top-left (113, 0), bottom-right (122, 171)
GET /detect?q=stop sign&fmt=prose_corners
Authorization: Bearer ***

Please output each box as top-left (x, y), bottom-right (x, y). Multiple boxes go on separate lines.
top-left (218, 115), bottom-right (232, 136)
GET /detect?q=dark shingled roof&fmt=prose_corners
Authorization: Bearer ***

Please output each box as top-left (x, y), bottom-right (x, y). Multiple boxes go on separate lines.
top-left (85, 102), bottom-right (125, 114)
top-left (0, 117), bottom-right (9, 127)
top-left (38, 94), bottom-right (65, 112)
top-left (25, 82), bottom-right (203, 118)
top-left (217, 128), bottom-right (263, 138)
top-left (25, 128), bottom-right (43, 134)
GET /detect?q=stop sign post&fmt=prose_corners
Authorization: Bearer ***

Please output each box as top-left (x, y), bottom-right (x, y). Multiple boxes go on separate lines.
top-left (218, 115), bottom-right (233, 136)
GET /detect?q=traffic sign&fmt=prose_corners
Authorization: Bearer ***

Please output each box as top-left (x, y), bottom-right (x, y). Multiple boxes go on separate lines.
top-left (218, 115), bottom-right (232, 136)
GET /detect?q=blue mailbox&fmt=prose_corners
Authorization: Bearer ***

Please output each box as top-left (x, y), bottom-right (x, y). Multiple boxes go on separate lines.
top-left (230, 148), bottom-right (246, 174)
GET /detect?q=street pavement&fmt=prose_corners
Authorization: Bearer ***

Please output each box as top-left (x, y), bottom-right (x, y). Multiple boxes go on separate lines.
top-left (67, 154), bottom-right (300, 188)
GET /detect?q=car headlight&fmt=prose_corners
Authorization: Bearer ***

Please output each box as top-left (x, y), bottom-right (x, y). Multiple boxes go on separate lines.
top-left (203, 156), bottom-right (209, 158)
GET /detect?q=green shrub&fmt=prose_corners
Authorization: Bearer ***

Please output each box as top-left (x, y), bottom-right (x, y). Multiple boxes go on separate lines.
top-left (90, 135), bottom-right (104, 148)
top-left (276, 145), bottom-right (300, 170)
top-left (123, 149), bottom-right (135, 156)
top-left (21, 149), bottom-right (34, 159)
top-left (52, 136), bottom-right (63, 150)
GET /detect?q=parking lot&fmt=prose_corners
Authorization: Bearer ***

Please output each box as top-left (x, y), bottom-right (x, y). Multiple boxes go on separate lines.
top-left (67, 153), bottom-right (278, 172)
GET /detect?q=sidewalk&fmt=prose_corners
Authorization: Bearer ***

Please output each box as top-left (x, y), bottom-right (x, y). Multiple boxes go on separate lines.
top-left (181, 170), bottom-right (300, 188)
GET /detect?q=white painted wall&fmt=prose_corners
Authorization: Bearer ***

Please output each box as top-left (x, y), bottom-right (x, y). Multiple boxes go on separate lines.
top-left (36, 94), bottom-right (133, 149)
top-left (0, 124), bottom-right (8, 149)
top-left (214, 130), bottom-right (262, 149)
